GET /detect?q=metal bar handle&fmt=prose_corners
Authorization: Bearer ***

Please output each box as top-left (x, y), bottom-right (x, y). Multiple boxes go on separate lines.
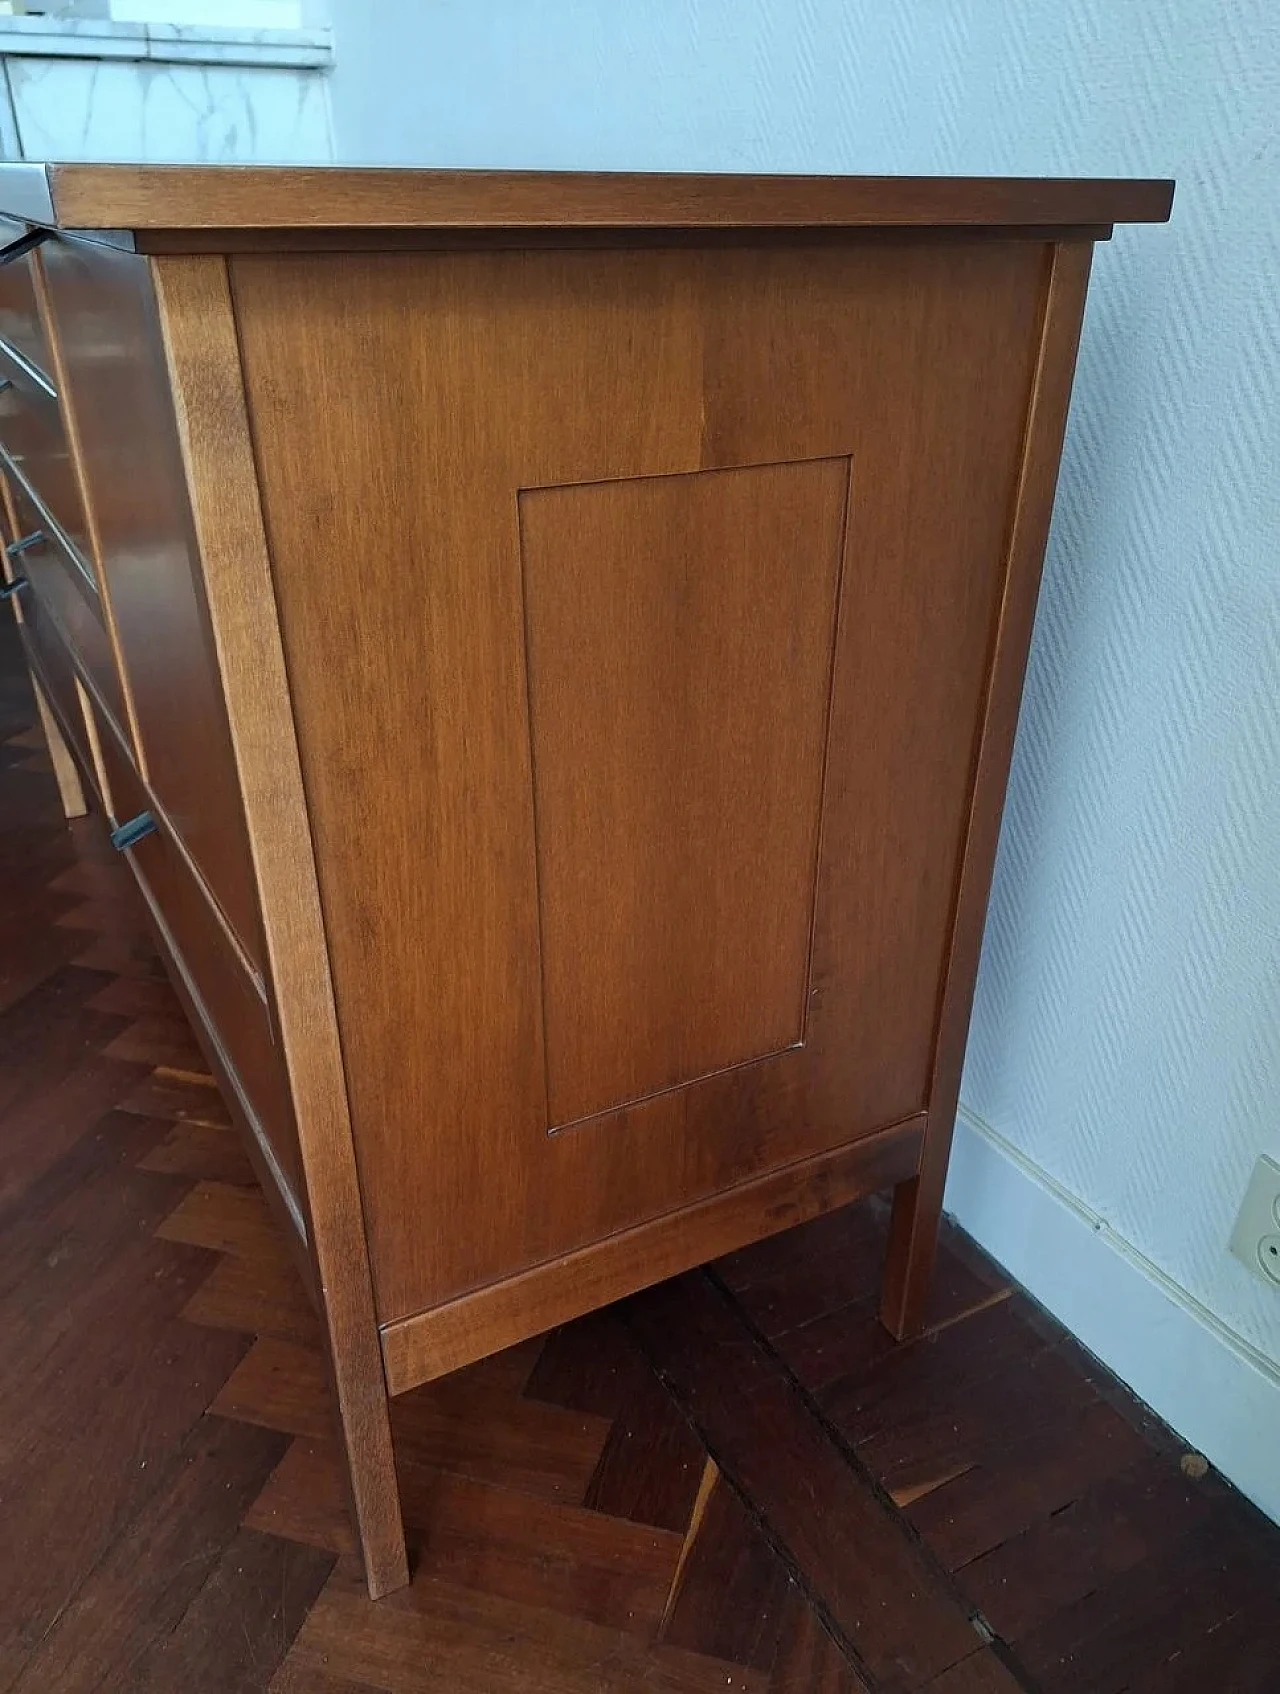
top-left (110, 811), bottom-right (158, 852)
top-left (6, 529), bottom-right (45, 559)
top-left (0, 229), bottom-right (50, 267)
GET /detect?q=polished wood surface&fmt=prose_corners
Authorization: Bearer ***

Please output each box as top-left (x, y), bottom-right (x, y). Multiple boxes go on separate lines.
top-left (0, 167), bottom-right (1172, 1598)
top-left (6, 162), bottom-right (1174, 234)
top-left (1, 691), bottom-right (1275, 1689)
top-left (520, 457), bottom-right (848, 1125)
top-left (882, 241), bottom-right (1095, 1340)
top-left (40, 235), bottom-right (264, 968)
top-left (234, 238), bottom-right (1043, 1324)
top-left (0, 236), bottom-right (54, 376)
top-left (152, 253), bottom-right (409, 1597)
top-left (0, 339), bottom-right (93, 571)
top-left (381, 1113), bottom-right (923, 1396)
top-left (0, 469), bottom-right (94, 797)
top-left (91, 703), bottom-right (301, 1207)
top-left (1, 456), bottom-right (129, 737)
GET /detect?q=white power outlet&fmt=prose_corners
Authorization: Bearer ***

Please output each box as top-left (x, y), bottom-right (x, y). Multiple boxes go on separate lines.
top-left (1229, 1155), bottom-right (1280, 1289)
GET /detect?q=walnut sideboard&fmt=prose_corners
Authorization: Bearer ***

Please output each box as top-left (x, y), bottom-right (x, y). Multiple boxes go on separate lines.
top-left (0, 164), bottom-right (1173, 1595)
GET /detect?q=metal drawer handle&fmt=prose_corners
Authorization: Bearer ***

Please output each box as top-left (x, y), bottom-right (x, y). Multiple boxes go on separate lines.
top-left (6, 529), bottom-right (44, 558)
top-left (0, 378), bottom-right (12, 393)
top-left (0, 573), bottom-right (26, 600)
top-left (0, 229), bottom-right (50, 266)
top-left (110, 811), bottom-right (157, 852)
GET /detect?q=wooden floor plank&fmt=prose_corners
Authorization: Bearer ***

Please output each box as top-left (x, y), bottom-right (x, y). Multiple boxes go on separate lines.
top-left (0, 1048), bottom-right (149, 1214)
top-left (392, 1372), bottom-right (611, 1505)
top-left (624, 1271), bottom-right (983, 1688)
top-left (102, 1010), bottom-right (210, 1070)
top-left (183, 1245), bottom-right (321, 1347)
top-left (118, 1068), bottom-right (234, 1128)
top-left (924, 1649), bottom-right (1025, 1691)
top-left (660, 1473), bottom-right (794, 1669)
top-left (139, 1117), bottom-right (258, 1186)
top-left (287, 1561), bottom-right (770, 1694)
top-left (906, 1397), bottom-right (1151, 1569)
top-left (522, 1308), bottom-right (653, 1418)
top-left (766, 1599), bottom-right (873, 1692)
top-left (209, 1335), bottom-right (331, 1440)
top-left (11, 1417), bottom-right (289, 1694)
top-left (157, 1178), bottom-right (287, 1260)
top-left (957, 1455), bottom-right (1219, 1641)
top-left (1014, 1515), bottom-right (1279, 1694)
top-left (581, 1365), bottom-right (706, 1532)
top-left (123, 1527), bottom-right (333, 1692)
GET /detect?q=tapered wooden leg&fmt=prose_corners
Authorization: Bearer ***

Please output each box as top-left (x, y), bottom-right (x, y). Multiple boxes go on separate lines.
top-left (879, 1171), bottom-right (944, 1341)
top-left (30, 671), bottom-right (88, 819)
top-left (323, 1335), bottom-right (409, 1599)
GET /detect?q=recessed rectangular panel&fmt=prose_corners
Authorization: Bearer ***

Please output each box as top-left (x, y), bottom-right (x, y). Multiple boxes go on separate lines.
top-left (519, 458), bottom-right (849, 1128)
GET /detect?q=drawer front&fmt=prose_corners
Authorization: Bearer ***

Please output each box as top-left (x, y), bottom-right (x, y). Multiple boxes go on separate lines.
top-left (15, 599), bottom-right (93, 781)
top-left (0, 353), bottom-right (94, 571)
top-left (41, 234), bottom-right (264, 972)
top-left (2, 457), bottom-right (129, 741)
top-left (94, 712), bottom-right (306, 1216)
top-left (0, 226), bottom-right (55, 380)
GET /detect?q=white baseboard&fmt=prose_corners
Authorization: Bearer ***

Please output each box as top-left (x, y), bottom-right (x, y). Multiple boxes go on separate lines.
top-left (944, 1107), bottom-right (1280, 1527)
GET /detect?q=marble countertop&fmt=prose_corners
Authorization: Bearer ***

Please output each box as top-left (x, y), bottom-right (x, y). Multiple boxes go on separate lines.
top-left (0, 14), bottom-right (332, 69)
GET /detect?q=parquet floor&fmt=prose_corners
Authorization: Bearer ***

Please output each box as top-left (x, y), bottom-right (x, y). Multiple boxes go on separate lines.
top-left (2, 618), bottom-right (1278, 1693)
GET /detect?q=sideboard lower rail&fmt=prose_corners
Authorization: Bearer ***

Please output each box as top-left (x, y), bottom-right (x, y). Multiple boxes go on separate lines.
top-left (380, 1113), bottom-right (925, 1397)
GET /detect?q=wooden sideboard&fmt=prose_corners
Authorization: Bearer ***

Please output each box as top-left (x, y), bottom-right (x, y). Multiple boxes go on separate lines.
top-left (0, 164), bottom-right (1173, 1596)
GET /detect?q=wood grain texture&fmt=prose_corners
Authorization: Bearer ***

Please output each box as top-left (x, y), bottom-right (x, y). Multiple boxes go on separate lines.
top-left (519, 458), bottom-right (848, 1126)
top-left (39, 235), bottom-right (264, 968)
top-left (150, 253), bottom-right (407, 1598)
top-left (0, 678), bottom-right (1274, 1694)
top-left (0, 242), bottom-right (54, 377)
top-left (380, 1114), bottom-right (922, 1395)
top-left (624, 1271), bottom-right (982, 1688)
top-left (89, 707), bottom-right (303, 1207)
top-left (880, 241), bottom-right (1096, 1341)
top-left (31, 163), bottom-right (1174, 234)
top-left (27, 667), bottom-right (85, 818)
top-left (1, 454), bottom-right (130, 740)
top-left (234, 239), bottom-right (1044, 1324)
top-left (0, 338), bottom-right (92, 570)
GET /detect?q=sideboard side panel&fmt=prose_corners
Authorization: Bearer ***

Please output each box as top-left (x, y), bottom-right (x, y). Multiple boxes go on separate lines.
top-left (233, 238), bottom-right (1048, 1324)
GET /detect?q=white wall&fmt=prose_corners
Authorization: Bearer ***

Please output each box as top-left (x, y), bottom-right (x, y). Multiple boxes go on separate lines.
top-left (323, 1), bottom-right (1280, 1511)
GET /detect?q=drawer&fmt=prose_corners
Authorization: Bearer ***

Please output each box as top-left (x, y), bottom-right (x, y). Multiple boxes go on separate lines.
top-left (41, 234), bottom-right (265, 973)
top-left (1, 454), bottom-right (129, 740)
top-left (94, 712), bottom-right (306, 1218)
top-left (15, 601), bottom-right (94, 783)
top-left (0, 354), bottom-right (94, 570)
top-left (0, 224), bottom-right (55, 381)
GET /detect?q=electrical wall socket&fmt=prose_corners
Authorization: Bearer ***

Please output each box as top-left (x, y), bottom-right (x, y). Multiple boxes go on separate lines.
top-left (1229, 1154), bottom-right (1280, 1289)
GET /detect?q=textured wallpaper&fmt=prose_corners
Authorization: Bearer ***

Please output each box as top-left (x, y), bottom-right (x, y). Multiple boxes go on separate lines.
top-left (327, 0), bottom-right (1280, 1362)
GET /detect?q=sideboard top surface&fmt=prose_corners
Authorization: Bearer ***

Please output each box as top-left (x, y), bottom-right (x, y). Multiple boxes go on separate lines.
top-left (0, 162), bottom-right (1174, 239)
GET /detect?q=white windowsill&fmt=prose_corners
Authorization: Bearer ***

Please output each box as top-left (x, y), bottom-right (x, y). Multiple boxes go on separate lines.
top-left (0, 14), bottom-right (332, 69)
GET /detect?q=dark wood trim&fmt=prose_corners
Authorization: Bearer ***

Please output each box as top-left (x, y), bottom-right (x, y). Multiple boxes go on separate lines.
top-left (127, 221), bottom-right (1116, 256)
top-left (880, 239), bottom-right (1097, 1340)
top-left (381, 1112), bottom-right (925, 1396)
top-left (32, 164), bottom-right (1174, 234)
